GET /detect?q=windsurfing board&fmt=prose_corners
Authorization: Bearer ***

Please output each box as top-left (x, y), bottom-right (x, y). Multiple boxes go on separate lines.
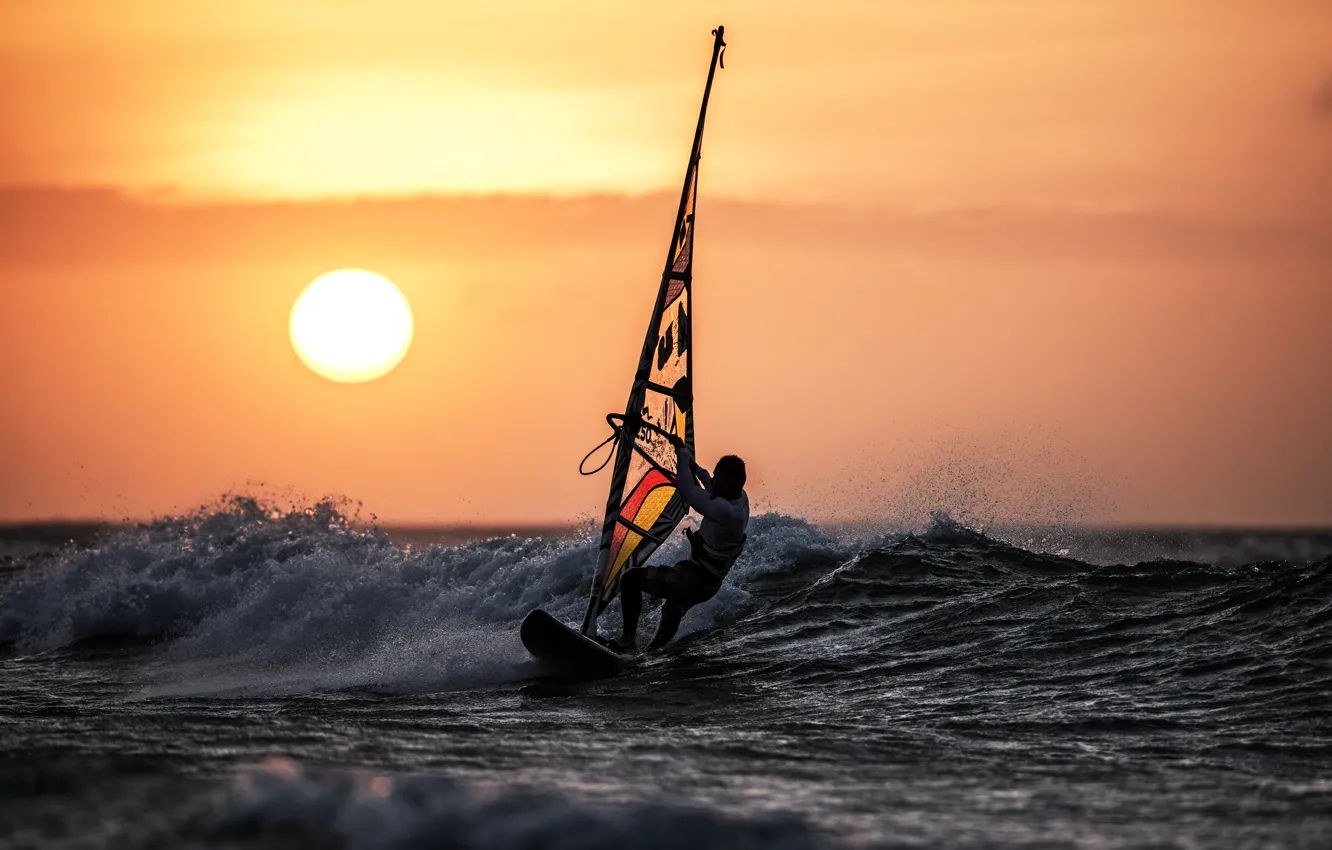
top-left (521, 609), bottom-right (633, 679)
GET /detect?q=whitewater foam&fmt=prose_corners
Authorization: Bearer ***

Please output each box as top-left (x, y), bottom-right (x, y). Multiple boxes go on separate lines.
top-left (0, 499), bottom-right (846, 696)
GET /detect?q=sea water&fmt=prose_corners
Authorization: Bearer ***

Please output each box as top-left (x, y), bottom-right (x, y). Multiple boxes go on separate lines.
top-left (3, 499), bottom-right (1330, 848)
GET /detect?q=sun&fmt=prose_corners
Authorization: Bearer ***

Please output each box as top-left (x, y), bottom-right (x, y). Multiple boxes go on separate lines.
top-left (289, 269), bottom-right (414, 383)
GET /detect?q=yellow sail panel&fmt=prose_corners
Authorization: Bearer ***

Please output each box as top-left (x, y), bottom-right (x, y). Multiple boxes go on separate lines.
top-left (607, 530), bottom-right (643, 587)
top-left (605, 482), bottom-right (678, 587)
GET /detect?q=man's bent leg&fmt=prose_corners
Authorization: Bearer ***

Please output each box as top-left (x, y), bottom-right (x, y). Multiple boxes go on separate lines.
top-left (647, 603), bottom-right (686, 652)
top-left (624, 563), bottom-right (713, 652)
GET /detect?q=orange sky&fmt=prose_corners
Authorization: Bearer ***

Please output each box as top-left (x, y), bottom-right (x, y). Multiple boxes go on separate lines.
top-left (2, 2), bottom-right (1330, 526)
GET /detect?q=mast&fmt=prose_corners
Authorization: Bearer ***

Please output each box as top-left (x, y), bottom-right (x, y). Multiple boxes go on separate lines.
top-left (668, 25), bottom-right (725, 275)
top-left (580, 26), bottom-right (727, 637)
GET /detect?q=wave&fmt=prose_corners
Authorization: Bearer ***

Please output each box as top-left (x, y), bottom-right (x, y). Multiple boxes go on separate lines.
top-left (685, 526), bottom-right (1332, 743)
top-left (3, 754), bottom-right (841, 850)
top-left (190, 759), bottom-right (841, 850)
top-left (0, 499), bottom-right (843, 694)
top-left (2, 498), bottom-right (1328, 705)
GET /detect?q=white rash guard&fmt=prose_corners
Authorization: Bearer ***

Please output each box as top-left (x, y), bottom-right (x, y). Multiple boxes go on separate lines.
top-left (674, 445), bottom-right (749, 579)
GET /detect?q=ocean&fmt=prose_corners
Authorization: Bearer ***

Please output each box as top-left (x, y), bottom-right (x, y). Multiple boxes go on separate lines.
top-left (2, 499), bottom-right (1330, 849)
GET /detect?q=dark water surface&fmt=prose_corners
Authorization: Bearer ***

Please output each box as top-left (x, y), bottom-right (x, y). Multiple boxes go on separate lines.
top-left (3, 503), bottom-right (1330, 849)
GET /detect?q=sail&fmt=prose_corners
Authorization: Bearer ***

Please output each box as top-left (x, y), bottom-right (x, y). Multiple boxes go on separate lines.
top-left (581, 27), bottom-right (725, 635)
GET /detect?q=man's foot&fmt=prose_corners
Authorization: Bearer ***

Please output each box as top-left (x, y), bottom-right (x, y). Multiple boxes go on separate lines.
top-left (606, 635), bottom-right (637, 655)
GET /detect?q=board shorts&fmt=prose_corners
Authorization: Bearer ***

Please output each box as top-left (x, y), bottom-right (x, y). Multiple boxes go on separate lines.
top-left (635, 560), bottom-right (722, 610)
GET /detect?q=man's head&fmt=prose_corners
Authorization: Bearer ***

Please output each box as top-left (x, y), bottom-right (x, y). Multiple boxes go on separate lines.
top-left (711, 455), bottom-right (746, 500)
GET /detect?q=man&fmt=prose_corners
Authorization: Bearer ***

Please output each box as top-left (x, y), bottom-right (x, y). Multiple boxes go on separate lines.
top-left (610, 444), bottom-right (749, 654)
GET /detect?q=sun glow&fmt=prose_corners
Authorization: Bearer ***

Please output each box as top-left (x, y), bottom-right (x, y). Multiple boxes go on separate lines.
top-left (197, 74), bottom-right (674, 197)
top-left (289, 269), bottom-right (414, 383)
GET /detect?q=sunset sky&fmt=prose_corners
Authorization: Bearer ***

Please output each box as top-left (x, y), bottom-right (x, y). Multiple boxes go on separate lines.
top-left (2, 1), bottom-right (1330, 526)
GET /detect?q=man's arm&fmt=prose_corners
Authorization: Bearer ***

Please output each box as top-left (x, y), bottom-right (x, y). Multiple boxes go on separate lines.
top-left (675, 446), bottom-right (734, 524)
top-left (693, 461), bottom-right (713, 490)
top-left (669, 438), bottom-right (710, 487)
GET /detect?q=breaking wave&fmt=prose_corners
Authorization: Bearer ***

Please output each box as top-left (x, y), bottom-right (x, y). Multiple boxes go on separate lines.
top-left (0, 498), bottom-right (844, 694)
top-left (2, 497), bottom-right (1329, 712)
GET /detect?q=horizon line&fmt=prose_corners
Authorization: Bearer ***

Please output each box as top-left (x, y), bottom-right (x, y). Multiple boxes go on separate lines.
top-left (4, 517), bottom-right (1330, 534)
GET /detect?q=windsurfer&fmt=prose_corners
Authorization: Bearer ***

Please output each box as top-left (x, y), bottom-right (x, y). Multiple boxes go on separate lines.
top-left (611, 445), bottom-right (749, 654)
